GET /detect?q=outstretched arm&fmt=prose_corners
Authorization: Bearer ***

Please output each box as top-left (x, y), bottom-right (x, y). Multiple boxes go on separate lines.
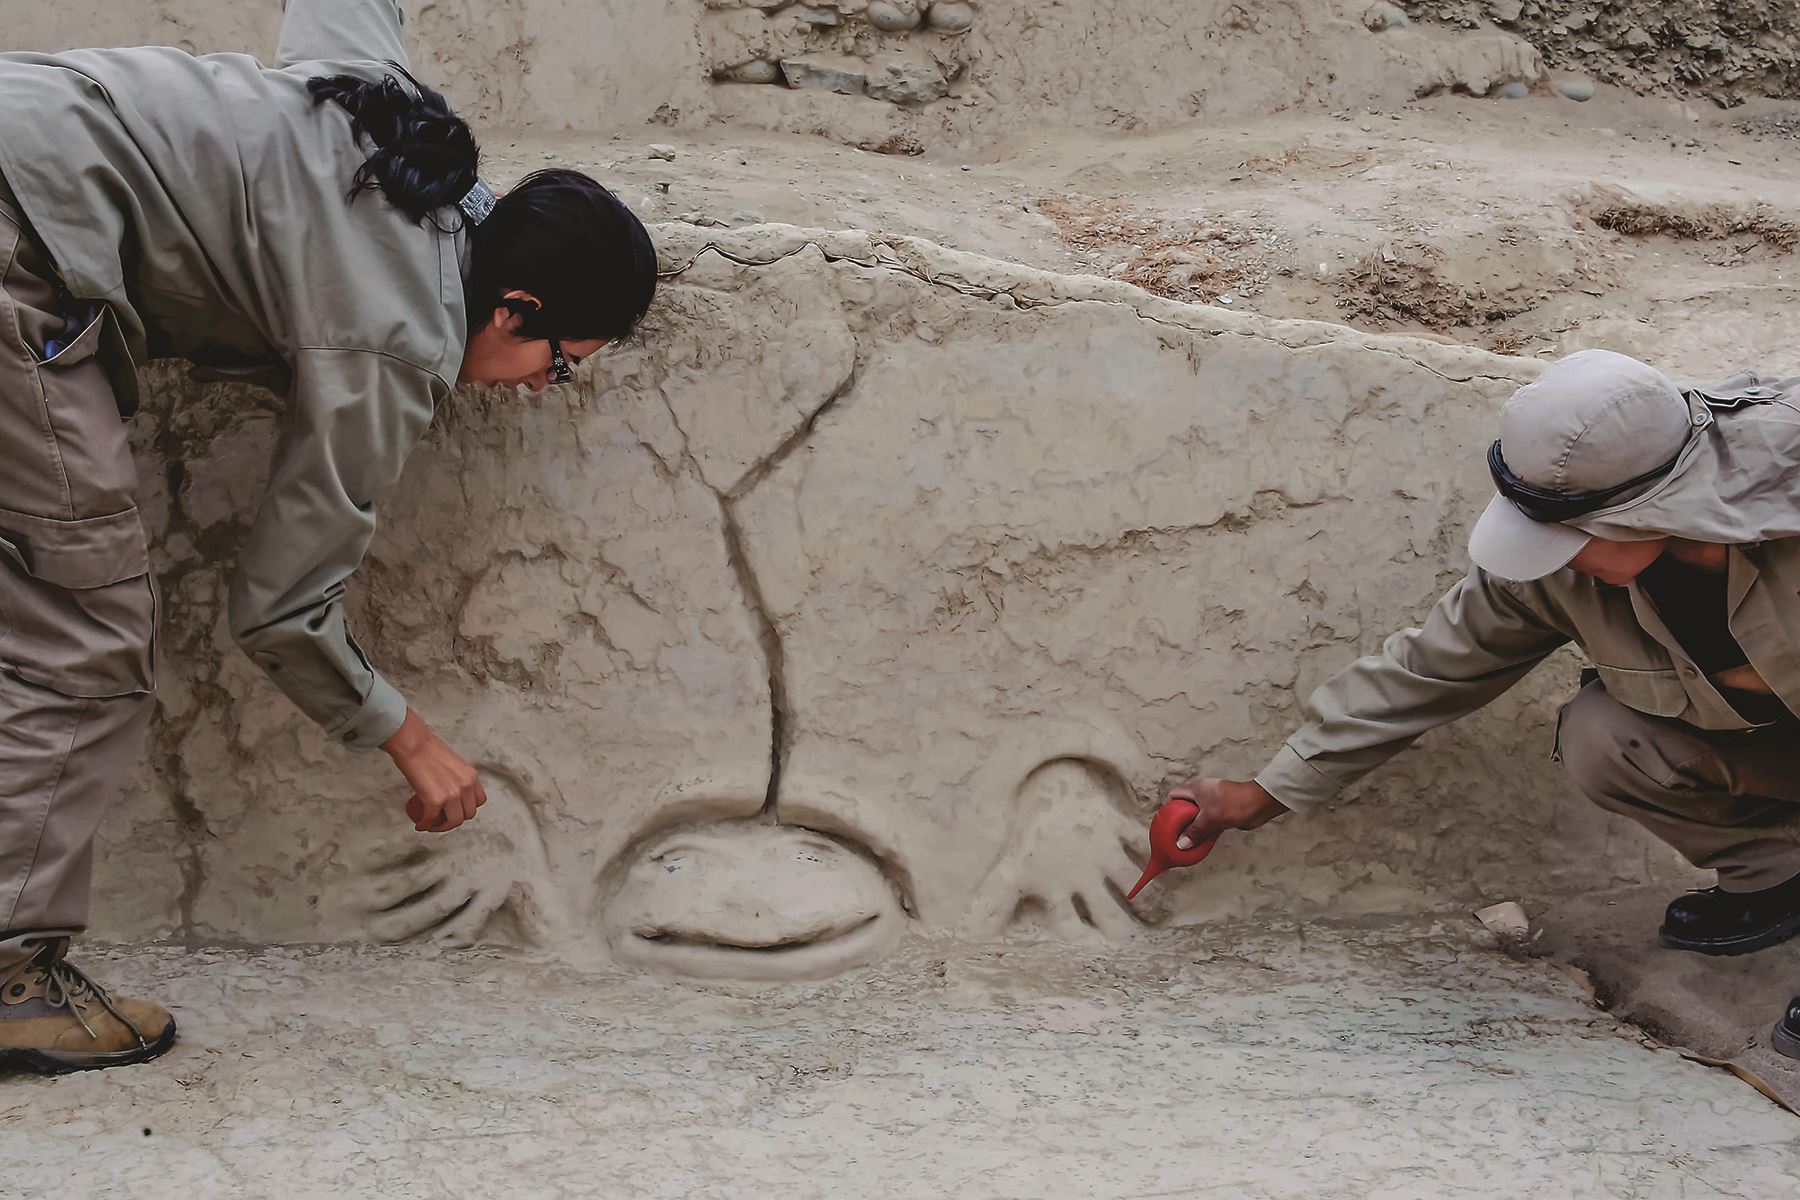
top-left (1174, 569), bottom-right (1572, 848)
top-left (229, 348), bottom-right (485, 832)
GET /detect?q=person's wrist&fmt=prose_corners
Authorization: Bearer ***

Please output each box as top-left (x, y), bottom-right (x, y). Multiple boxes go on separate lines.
top-left (381, 709), bottom-right (430, 759)
top-left (1232, 779), bottom-right (1282, 819)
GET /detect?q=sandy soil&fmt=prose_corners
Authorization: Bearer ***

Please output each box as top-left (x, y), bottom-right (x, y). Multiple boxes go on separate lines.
top-left (497, 87), bottom-right (1800, 383)
top-left (6, 921), bottom-right (1798, 1199)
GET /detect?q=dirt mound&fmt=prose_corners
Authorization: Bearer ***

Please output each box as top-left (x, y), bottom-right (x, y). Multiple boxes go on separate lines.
top-left (1403, 0), bottom-right (1800, 105)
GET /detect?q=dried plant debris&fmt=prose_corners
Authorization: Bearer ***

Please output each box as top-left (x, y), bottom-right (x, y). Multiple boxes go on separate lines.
top-left (1334, 243), bottom-right (1545, 328)
top-left (1035, 194), bottom-right (1290, 304)
top-left (1579, 184), bottom-right (1799, 251)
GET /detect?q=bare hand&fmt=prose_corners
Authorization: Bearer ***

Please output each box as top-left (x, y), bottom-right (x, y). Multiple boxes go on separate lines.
top-left (1168, 778), bottom-right (1287, 851)
top-left (381, 709), bottom-right (487, 833)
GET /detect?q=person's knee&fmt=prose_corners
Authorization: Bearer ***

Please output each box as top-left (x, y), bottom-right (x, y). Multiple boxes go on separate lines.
top-left (1556, 683), bottom-right (1640, 800)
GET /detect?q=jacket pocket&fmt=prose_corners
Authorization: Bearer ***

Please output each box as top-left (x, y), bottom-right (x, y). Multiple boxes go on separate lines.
top-left (0, 507), bottom-right (155, 698)
top-left (1593, 663), bottom-right (1689, 719)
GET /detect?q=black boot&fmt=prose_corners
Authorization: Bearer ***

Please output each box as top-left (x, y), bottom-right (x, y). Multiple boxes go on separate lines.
top-left (1775, 997), bottom-right (1800, 1062)
top-left (1659, 871), bottom-right (1800, 955)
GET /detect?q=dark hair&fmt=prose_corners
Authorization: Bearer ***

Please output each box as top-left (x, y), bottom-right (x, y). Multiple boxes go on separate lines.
top-left (308, 65), bottom-right (656, 342)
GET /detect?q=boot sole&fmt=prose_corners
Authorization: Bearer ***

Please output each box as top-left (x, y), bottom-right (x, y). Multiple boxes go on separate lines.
top-left (1659, 908), bottom-right (1800, 956)
top-left (0, 1018), bottom-right (176, 1075)
top-left (1774, 1020), bottom-right (1800, 1062)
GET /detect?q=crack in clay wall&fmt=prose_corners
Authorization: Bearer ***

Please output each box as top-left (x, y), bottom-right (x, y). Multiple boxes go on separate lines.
top-left (659, 391), bottom-right (793, 817)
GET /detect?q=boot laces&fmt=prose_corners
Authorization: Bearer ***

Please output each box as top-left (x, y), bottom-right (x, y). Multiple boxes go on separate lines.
top-left (31, 957), bottom-right (146, 1048)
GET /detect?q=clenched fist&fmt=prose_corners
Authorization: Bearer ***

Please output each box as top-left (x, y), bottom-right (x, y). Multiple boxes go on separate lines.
top-left (1167, 778), bottom-right (1287, 851)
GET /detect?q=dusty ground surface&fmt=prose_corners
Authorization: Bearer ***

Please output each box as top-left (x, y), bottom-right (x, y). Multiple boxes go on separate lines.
top-left (6, 920), bottom-right (1798, 1200)
top-left (1536, 884), bottom-right (1800, 1112)
top-left (521, 88), bottom-right (1800, 381)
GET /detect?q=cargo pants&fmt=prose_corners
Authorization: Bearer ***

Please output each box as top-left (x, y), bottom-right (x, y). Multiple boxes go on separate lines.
top-left (0, 189), bottom-right (156, 972)
top-left (1558, 680), bottom-right (1800, 893)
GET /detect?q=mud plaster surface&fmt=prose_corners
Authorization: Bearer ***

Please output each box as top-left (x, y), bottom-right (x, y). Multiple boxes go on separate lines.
top-left (6, 922), bottom-right (1799, 1200)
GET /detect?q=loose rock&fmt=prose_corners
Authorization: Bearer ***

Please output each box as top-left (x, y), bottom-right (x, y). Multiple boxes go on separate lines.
top-left (800, 7), bottom-right (841, 25)
top-left (926, 2), bottom-right (975, 33)
top-left (1496, 81), bottom-right (1530, 99)
top-left (1364, 3), bottom-right (1408, 31)
top-left (780, 59), bottom-right (869, 94)
top-left (648, 144), bottom-right (677, 161)
top-left (721, 59), bottom-right (781, 84)
top-left (867, 0), bottom-right (923, 32)
top-left (1475, 901), bottom-right (1531, 941)
top-left (866, 62), bottom-right (950, 104)
top-left (1555, 77), bottom-right (1595, 102)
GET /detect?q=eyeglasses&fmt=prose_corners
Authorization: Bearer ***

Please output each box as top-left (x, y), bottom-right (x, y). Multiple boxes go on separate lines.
top-left (1487, 439), bottom-right (1685, 524)
top-left (547, 337), bottom-right (575, 386)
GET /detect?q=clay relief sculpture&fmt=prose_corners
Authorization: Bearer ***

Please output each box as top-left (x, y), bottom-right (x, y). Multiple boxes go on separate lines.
top-left (123, 228), bottom-right (1552, 981)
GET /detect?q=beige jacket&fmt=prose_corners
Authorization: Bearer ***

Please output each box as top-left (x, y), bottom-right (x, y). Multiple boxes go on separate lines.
top-left (1257, 372), bottom-right (1800, 810)
top-left (0, 0), bottom-right (466, 750)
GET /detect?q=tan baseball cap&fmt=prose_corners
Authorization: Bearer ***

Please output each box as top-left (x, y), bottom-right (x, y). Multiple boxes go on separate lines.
top-left (1469, 350), bottom-right (1694, 581)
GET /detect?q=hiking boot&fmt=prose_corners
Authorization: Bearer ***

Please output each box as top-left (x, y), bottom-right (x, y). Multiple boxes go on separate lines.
top-left (1659, 872), bottom-right (1800, 956)
top-left (0, 942), bottom-right (176, 1073)
top-left (1774, 996), bottom-right (1800, 1062)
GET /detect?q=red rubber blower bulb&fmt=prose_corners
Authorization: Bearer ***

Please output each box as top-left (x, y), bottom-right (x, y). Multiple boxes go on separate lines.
top-left (1125, 797), bottom-right (1218, 899)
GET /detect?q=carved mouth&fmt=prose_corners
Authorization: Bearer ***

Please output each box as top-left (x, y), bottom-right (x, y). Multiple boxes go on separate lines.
top-left (632, 910), bottom-right (884, 950)
top-left (605, 822), bottom-right (905, 980)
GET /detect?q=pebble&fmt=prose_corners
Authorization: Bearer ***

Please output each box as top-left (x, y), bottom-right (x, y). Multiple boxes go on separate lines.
top-left (1364, 3), bottom-right (1409, 31)
top-left (800, 7), bottom-right (840, 25)
top-left (1496, 81), bottom-right (1530, 100)
top-left (1555, 77), bottom-right (1596, 102)
top-left (721, 59), bottom-right (782, 84)
top-left (647, 144), bottom-right (677, 161)
top-left (866, 0), bottom-right (923, 31)
top-left (927, 1), bottom-right (975, 32)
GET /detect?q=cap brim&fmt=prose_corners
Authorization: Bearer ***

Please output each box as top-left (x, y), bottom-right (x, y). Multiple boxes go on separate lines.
top-left (1468, 494), bottom-right (1591, 581)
